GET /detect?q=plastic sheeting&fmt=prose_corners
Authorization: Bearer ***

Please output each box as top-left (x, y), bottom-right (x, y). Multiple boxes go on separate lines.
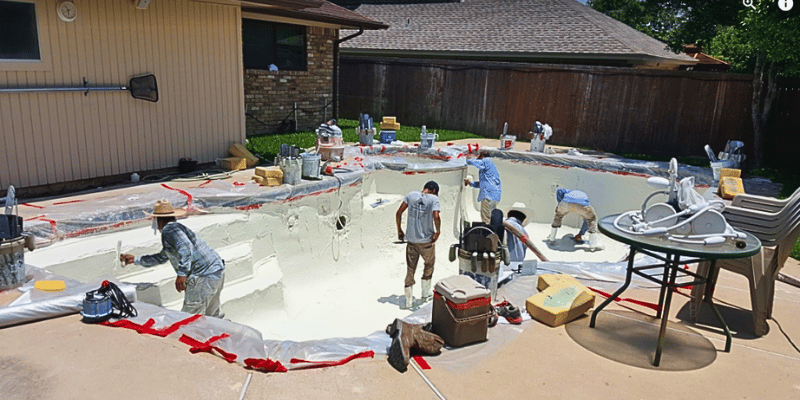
top-left (23, 169), bottom-right (365, 248)
top-left (0, 265), bottom-right (136, 329)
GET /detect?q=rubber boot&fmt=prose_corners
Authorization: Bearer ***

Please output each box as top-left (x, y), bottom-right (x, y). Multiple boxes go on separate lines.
top-left (420, 279), bottom-right (432, 303)
top-left (589, 232), bottom-right (605, 250)
top-left (387, 319), bottom-right (444, 373)
top-left (404, 286), bottom-right (413, 309)
top-left (547, 227), bottom-right (558, 243)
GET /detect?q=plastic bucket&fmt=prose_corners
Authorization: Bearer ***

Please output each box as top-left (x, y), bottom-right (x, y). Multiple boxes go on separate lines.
top-left (358, 128), bottom-right (375, 146)
top-left (500, 135), bottom-right (516, 150)
top-left (711, 160), bottom-right (735, 181)
top-left (0, 237), bottom-right (25, 291)
top-left (530, 134), bottom-right (546, 152)
top-left (277, 156), bottom-right (302, 185)
top-left (301, 153), bottom-right (321, 179)
top-left (420, 133), bottom-right (438, 149)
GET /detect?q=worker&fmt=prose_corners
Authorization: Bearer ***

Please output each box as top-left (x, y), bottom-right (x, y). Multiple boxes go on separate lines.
top-left (120, 200), bottom-right (226, 317)
top-left (548, 188), bottom-right (604, 250)
top-left (504, 202), bottom-right (530, 268)
top-left (396, 181), bottom-right (441, 309)
top-left (465, 149), bottom-right (502, 224)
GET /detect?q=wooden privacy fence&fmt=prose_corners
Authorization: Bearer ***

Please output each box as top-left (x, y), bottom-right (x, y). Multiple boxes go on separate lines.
top-left (340, 57), bottom-right (799, 170)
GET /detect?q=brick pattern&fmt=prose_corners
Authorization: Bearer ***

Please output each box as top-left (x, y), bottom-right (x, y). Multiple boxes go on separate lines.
top-left (244, 26), bottom-right (336, 134)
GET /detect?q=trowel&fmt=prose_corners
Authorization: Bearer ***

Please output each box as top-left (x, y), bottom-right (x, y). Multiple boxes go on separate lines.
top-left (116, 240), bottom-right (124, 268)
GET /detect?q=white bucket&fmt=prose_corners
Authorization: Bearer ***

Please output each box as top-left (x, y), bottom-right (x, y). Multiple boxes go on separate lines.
top-left (277, 156), bottom-right (302, 185)
top-left (710, 160), bottom-right (735, 181)
top-left (301, 153), bottom-right (321, 179)
top-left (358, 128), bottom-right (375, 146)
top-left (530, 133), bottom-right (546, 152)
top-left (420, 133), bottom-right (439, 149)
top-left (0, 237), bottom-right (25, 291)
top-left (500, 135), bottom-right (516, 150)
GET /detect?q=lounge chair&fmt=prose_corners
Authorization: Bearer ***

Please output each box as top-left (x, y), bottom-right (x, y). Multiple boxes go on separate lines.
top-left (689, 191), bottom-right (800, 336)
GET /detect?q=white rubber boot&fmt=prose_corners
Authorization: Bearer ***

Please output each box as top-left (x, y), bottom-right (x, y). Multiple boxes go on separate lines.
top-left (547, 227), bottom-right (558, 243)
top-left (589, 233), bottom-right (605, 250)
top-left (404, 286), bottom-right (414, 309)
top-left (420, 279), bottom-right (432, 303)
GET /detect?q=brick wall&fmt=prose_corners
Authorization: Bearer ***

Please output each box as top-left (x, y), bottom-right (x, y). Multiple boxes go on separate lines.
top-left (244, 26), bottom-right (336, 135)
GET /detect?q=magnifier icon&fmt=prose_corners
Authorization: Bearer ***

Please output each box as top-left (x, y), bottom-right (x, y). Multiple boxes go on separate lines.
top-left (743, 0), bottom-right (755, 9)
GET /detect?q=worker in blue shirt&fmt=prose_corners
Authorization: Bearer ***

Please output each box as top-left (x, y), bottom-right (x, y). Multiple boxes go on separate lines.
top-left (464, 149), bottom-right (502, 224)
top-left (121, 200), bottom-right (226, 317)
top-left (548, 188), bottom-right (604, 250)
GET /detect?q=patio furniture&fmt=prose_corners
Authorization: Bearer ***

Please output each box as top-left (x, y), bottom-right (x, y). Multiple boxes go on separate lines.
top-left (689, 191), bottom-right (800, 336)
top-left (593, 214), bottom-right (761, 366)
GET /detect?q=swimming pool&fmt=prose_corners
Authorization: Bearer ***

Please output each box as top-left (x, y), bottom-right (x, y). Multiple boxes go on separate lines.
top-left (20, 146), bottom-right (705, 341)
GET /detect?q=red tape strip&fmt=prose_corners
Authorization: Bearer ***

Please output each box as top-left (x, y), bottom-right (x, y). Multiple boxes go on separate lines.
top-left (413, 356), bottom-right (430, 369)
top-left (588, 287), bottom-right (661, 312)
top-left (101, 314), bottom-right (203, 337)
top-left (289, 351), bottom-right (374, 370)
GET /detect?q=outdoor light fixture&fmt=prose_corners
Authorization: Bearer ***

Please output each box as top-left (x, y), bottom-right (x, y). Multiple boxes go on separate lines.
top-left (134, 0), bottom-right (152, 9)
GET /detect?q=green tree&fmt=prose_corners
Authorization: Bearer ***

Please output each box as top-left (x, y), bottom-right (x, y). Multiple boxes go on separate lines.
top-left (591, 0), bottom-right (800, 167)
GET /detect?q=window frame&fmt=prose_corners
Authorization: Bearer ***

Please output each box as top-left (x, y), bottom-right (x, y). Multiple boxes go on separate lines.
top-left (242, 18), bottom-right (307, 72)
top-left (0, 0), bottom-right (51, 71)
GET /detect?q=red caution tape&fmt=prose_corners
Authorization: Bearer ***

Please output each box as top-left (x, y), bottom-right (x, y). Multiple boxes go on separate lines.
top-left (413, 356), bottom-right (431, 369)
top-left (179, 333), bottom-right (237, 363)
top-left (588, 287), bottom-right (661, 312)
top-left (289, 351), bottom-right (374, 370)
top-left (101, 314), bottom-right (203, 337)
top-left (161, 184), bottom-right (193, 207)
top-left (245, 358), bottom-right (288, 373)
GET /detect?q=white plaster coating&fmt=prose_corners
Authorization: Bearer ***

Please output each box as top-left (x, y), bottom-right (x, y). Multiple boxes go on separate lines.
top-left (22, 156), bottom-right (676, 341)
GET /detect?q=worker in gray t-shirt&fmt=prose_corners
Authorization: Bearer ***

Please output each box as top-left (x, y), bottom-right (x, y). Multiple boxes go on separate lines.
top-left (396, 181), bottom-right (441, 309)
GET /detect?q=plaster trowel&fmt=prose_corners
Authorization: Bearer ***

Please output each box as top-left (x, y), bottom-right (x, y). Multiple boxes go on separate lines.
top-left (116, 240), bottom-right (123, 268)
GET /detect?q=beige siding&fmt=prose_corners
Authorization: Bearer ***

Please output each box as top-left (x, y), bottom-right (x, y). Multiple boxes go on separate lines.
top-left (0, 0), bottom-right (245, 190)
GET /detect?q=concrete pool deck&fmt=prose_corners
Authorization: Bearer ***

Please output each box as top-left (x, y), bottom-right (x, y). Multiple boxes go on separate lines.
top-left (2, 258), bottom-right (799, 399)
top-left (2, 139), bottom-right (798, 398)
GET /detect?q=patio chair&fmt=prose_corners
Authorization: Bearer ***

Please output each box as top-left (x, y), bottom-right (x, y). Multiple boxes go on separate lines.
top-left (729, 186), bottom-right (800, 213)
top-left (689, 192), bottom-right (800, 336)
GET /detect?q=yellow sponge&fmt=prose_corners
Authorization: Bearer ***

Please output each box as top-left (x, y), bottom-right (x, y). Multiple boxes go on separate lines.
top-left (262, 177), bottom-right (281, 187)
top-left (34, 280), bottom-right (66, 292)
top-left (229, 143), bottom-right (259, 167)
top-left (380, 116), bottom-right (401, 130)
top-left (527, 274), bottom-right (595, 327)
top-left (252, 175), bottom-right (264, 184)
top-left (220, 157), bottom-right (246, 171)
top-left (255, 166), bottom-right (283, 179)
top-left (719, 176), bottom-right (745, 200)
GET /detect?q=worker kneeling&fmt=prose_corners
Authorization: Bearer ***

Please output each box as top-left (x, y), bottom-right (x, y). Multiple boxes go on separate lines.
top-left (120, 200), bottom-right (226, 317)
top-left (548, 188), bottom-right (604, 250)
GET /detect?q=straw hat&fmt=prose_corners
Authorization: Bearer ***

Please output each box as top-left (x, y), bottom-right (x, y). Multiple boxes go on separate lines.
top-left (145, 200), bottom-right (186, 218)
top-left (507, 202), bottom-right (531, 225)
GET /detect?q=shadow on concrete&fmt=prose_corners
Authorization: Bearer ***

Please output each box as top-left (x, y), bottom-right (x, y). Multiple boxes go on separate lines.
top-left (565, 310), bottom-right (717, 371)
top-left (674, 301), bottom-right (759, 340)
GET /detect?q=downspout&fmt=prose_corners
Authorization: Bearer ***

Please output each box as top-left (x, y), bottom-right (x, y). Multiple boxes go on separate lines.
top-left (333, 28), bottom-right (363, 120)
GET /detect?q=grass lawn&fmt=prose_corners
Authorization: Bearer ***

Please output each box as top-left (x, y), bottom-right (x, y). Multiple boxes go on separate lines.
top-left (246, 124), bottom-right (799, 260)
top-left (245, 118), bottom-right (483, 161)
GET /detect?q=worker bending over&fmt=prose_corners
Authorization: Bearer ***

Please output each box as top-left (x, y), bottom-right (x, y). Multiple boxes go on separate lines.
top-left (548, 188), bottom-right (604, 250)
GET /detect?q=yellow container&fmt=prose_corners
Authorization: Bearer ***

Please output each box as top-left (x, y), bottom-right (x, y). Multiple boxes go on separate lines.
top-left (220, 157), bottom-right (247, 171)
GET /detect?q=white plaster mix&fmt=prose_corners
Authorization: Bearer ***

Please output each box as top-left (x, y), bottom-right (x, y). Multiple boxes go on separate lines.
top-left (23, 157), bottom-right (684, 342)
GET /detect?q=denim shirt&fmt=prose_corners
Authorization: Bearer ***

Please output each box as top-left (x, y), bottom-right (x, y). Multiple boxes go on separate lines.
top-left (135, 222), bottom-right (224, 278)
top-left (467, 158), bottom-right (502, 202)
top-left (505, 217), bottom-right (527, 262)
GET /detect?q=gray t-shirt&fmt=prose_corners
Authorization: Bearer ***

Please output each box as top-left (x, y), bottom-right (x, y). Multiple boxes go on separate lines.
top-left (403, 191), bottom-right (440, 243)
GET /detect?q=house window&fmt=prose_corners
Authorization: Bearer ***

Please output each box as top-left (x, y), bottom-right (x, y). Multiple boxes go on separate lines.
top-left (0, 0), bottom-right (41, 61)
top-left (243, 19), bottom-right (306, 71)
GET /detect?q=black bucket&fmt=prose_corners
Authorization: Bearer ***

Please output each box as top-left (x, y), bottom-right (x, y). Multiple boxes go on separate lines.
top-left (0, 215), bottom-right (23, 241)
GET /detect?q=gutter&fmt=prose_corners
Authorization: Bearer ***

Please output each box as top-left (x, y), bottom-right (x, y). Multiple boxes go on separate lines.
top-left (332, 28), bottom-right (364, 120)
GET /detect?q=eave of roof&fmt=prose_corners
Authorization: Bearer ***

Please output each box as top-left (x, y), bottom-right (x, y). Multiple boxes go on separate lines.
top-left (197, 0), bottom-right (325, 10)
top-left (244, 1), bottom-right (389, 30)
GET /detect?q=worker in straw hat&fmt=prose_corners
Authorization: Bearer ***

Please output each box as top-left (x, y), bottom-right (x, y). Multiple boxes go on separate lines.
top-left (120, 200), bottom-right (226, 317)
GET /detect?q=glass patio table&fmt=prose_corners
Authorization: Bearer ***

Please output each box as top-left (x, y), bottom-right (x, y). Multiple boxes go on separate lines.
top-left (591, 214), bottom-right (761, 366)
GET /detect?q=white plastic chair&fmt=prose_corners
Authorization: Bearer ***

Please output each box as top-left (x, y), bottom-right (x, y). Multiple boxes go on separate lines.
top-left (690, 191), bottom-right (800, 336)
